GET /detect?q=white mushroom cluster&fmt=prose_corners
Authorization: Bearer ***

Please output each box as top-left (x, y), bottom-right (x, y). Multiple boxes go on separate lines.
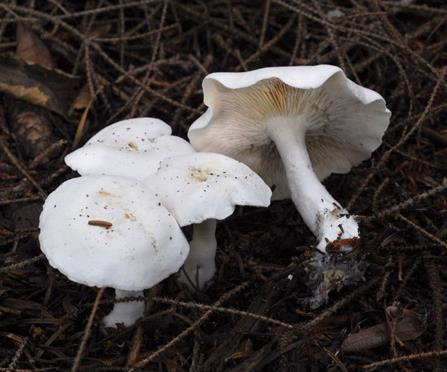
top-left (39, 117), bottom-right (271, 327)
top-left (39, 64), bottom-right (391, 324)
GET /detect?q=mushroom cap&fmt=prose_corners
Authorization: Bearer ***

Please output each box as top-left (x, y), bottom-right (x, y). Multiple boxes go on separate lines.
top-left (65, 117), bottom-right (195, 180)
top-left (144, 153), bottom-right (272, 226)
top-left (39, 175), bottom-right (189, 291)
top-left (188, 65), bottom-right (391, 200)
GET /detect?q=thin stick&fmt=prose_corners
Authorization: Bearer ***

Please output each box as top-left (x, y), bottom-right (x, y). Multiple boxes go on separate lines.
top-left (363, 349), bottom-right (447, 370)
top-left (153, 297), bottom-right (293, 329)
top-left (71, 288), bottom-right (105, 372)
top-left (0, 196), bottom-right (42, 206)
top-left (370, 179), bottom-right (447, 220)
top-left (258, 0), bottom-right (271, 48)
top-left (6, 337), bottom-right (28, 372)
top-left (0, 254), bottom-right (45, 274)
top-left (398, 214), bottom-right (447, 251)
top-left (56, 0), bottom-right (159, 20)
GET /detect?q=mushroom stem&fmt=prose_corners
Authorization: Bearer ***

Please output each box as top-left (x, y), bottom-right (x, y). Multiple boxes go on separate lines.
top-left (178, 219), bottom-right (217, 289)
top-left (266, 116), bottom-right (359, 253)
top-left (103, 289), bottom-right (144, 328)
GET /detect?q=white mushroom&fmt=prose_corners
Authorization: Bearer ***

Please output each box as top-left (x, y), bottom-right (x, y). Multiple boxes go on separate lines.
top-left (144, 152), bottom-right (272, 289)
top-left (188, 65), bottom-right (391, 253)
top-left (65, 117), bottom-right (195, 180)
top-left (39, 175), bottom-right (189, 327)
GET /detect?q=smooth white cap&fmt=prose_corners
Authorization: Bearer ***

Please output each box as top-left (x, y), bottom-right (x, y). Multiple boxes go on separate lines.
top-left (39, 175), bottom-right (189, 291)
top-left (65, 117), bottom-right (195, 180)
top-left (144, 153), bottom-right (272, 226)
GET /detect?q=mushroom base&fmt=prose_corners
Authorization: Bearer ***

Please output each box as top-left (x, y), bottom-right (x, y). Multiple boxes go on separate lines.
top-left (316, 209), bottom-right (360, 253)
top-left (103, 289), bottom-right (144, 328)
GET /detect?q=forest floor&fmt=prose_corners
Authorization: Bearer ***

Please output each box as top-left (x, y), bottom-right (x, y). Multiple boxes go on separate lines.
top-left (0, 1), bottom-right (446, 371)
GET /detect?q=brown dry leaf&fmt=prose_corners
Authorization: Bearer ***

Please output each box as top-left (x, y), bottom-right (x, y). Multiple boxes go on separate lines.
top-left (341, 308), bottom-right (425, 353)
top-left (69, 84), bottom-right (92, 113)
top-left (341, 323), bottom-right (389, 353)
top-left (8, 107), bottom-right (54, 159)
top-left (16, 23), bottom-right (54, 69)
top-left (385, 306), bottom-right (426, 341)
top-left (0, 57), bottom-right (78, 118)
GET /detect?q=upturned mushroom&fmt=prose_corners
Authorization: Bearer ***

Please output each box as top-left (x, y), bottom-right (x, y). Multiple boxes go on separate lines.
top-left (39, 175), bottom-right (189, 327)
top-left (144, 152), bottom-right (272, 289)
top-left (188, 65), bottom-right (391, 252)
top-left (65, 117), bottom-right (195, 180)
